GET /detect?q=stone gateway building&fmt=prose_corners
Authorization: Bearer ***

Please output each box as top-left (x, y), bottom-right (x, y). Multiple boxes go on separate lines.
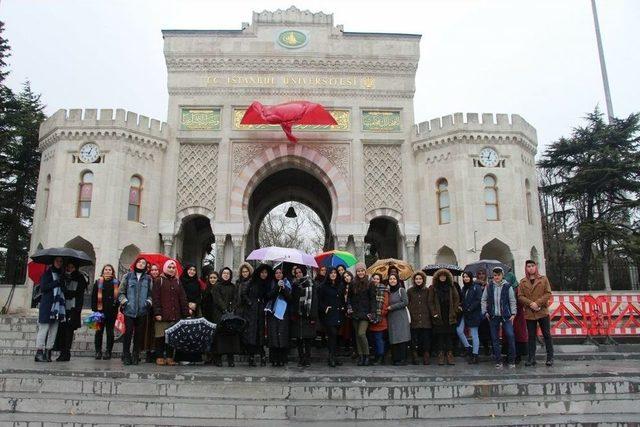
top-left (29, 7), bottom-right (544, 288)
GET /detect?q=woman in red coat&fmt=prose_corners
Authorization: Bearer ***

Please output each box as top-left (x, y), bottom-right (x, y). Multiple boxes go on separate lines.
top-left (506, 272), bottom-right (528, 364)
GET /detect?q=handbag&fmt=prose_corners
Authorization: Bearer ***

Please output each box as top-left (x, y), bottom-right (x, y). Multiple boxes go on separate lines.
top-left (115, 308), bottom-right (126, 334)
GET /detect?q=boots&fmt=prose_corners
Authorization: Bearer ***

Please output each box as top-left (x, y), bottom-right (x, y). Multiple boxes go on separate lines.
top-left (123, 354), bottom-right (132, 365)
top-left (95, 351), bottom-right (103, 360)
top-left (165, 357), bottom-right (176, 366)
top-left (131, 352), bottom-right (140, 365)
top-left (411, 350), bottom-right (419, 365)
top-left (469, 354), bottom-right (479, 364)
top-left (145, 351), bottom-right (154, 363)
top-left (422, 352), bottom-right (431, 365)
top-left (357, 356), bottom-right (365, 366)
top-left (437, 352), bottom-right (445, 366)
top-left (466, 346), bottom-right (473, 360)
top-left (260, 355), bottom-right (267, 366)
top-left (227, 354), bottom-right (235, 367)
top-left (103, 351), bottom-right (112, 360)
top-left (156, 357), bottom-right (166, 366)
top-left (248, 355), bottom-right (256, 367)
top-left (363, 355), bottom-right (370, 366)
top-left (56, 351), bottom-right (71, 362)
top-left (34, 350), bottom-right (46, 362)
top-left (327, 356), bottom-right (336, 368)
top-left (446, 351), bottom-right (455, 365)
top-left (45, 350), bottom-right (52, 362)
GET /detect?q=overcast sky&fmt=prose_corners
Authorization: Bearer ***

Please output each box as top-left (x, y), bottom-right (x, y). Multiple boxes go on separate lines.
top-left (2, 0), bottom-right (638, 156)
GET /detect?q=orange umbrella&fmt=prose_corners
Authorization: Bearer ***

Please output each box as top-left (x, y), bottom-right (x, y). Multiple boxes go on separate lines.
top-left (366, 258), bottom-right (414, 280)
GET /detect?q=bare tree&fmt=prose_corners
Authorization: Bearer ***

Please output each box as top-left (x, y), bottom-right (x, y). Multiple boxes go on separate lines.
top-left (258, 202), bottom-right (325, 253)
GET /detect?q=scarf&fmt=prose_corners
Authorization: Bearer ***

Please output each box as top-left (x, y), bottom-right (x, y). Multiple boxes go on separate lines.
top-left (97, 276), bottom-right (119, 311)
top-left (50, 286), bottom-right (66, 322)
top-left (297, 277), bottom-right (313, 317)
top-left (372, 283), bottom-right (388, 324)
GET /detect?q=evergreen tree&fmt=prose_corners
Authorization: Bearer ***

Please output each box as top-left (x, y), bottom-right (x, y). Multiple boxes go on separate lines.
top-left (539, 109), bottom-right (640, 290)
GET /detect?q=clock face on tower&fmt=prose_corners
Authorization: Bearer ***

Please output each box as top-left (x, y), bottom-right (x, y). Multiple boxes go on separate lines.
top-left (479, 147), bottom-right (499, 167)
top-left (78, 143), bottom-right (100, 163)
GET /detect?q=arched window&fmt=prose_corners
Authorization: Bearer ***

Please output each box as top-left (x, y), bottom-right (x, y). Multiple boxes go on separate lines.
top-left (484, 174), bottom-right (499, 221)
top-left (77, 171), bottom-right (93, 218)
top-left (525, 179), bottom-right (533, 225)
top-left (44, 175), bottom-right (51, 218)
top-left (128, 175), bottom-right (142, 222)
top-left (436, 178), bottom-right (450, 224)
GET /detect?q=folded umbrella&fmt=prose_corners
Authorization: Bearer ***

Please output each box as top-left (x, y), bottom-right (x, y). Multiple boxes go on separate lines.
top-left (422, 263), bottom-right (463, 276)
top-left (165, 317), bottom-right (217, 353)
top-left (31, 247), bottom-right (93, 267)
top-left (246, 246), bottom-right (318, 267)
top-left (315, 250), bottom-right (358, 268)
top-left (366, 258), bottom-right (414, 280)
top-left (463, 259), bottom-right (512, 276)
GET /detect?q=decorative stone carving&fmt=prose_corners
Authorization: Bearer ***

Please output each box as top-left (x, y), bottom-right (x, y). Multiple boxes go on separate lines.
top-left (362, 111), bottom-right (401, 132)
top-left (177, 143), bottom-right (219, 213)
top-left (180, 108), bottom-right (221, 131)
top-left (307, 143), bottom-right (350, 180)
top-left (232, 143), bottom-right (270, 178)
top-left (363, 144), bottom-right (404, 213)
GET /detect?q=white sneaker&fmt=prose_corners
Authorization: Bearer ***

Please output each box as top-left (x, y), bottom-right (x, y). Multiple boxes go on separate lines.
top-left (508, 363), bottom-right (516, 369)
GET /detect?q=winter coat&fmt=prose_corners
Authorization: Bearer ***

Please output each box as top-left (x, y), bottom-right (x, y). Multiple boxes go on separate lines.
top-left (407, 285), bottom-right (431, 329)
top-left (209, 278), bottom-right (242, 355)
top-left (266, 279), bottom-right (292, 348)
top-left (387, 285), bottom-right (411, 344)
top-left (517, 275), bottom-right (553, 320)
top-left (348, 278), bottom-right (376, 321)
top-left (482, 280), bottom-right (517, 319)
top-left (239, 270), bottom-right (269, 348)
top-left (62, 271), bottom-right (88, 329)
top-left (318, 280), bottom-right (345, 327)
top-left (152, 275), bottom-right (189, 322)
top-left (460, 282), bottom-right (484, 327)
top-left (91, 278), bottom-right (119, 322)
top-left (291, 276), bottom-right (319, 339)
top-left (38, 267), bottom-right (63, 324)
top-left (119, 271), bottom-right (153, 318)
top-left (427, 269), bottom-right (461, 330)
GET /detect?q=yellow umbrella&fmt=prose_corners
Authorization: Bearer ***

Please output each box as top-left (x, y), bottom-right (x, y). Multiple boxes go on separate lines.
top-left (366, 258), bottom-right (414, 280)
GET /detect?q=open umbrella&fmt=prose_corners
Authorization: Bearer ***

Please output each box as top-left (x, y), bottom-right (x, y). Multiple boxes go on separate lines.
top-left (422, 263), bottom-right (464, 276)
top-left (315, 250), bottom-right (358, 268)
top-left (83, 311), bottom-right (105, 330)
top-left (165, 317), bottom-right (217, 353)
top-left (240, 101), bottom-right (337, 143)
top-left (27, 260), bottom-right (47, 284)
top-left (30, 247), bottom-right (93, 267)
top-left (219, 312), bottom-right (247, 334)
top-left (246, 246), bottom-right (318, 267)
top-left (130, 253), bottom-right (183, 276)
top-left (464, 259), bottom-right (511, 276)
top-left (366, 258), bottom-right (414, 280)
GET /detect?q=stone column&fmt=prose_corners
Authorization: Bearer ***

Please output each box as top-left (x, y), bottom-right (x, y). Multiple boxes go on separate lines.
top-left (231, 235), bottom-right (244, 271)
top-left (406, 235), bottom-right (418, 267)
top-left (353, 235), bottom-right (366, 264)
top-left (161, 233), bottom-right (174, 257)
top-left (336, 235), bottom-right (349, 252)
top-left (214, 234), bottom-right (226, 271)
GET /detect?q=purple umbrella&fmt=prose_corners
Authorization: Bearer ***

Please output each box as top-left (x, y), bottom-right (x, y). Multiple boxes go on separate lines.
top-left (246, 246), bottom-right (318, 267)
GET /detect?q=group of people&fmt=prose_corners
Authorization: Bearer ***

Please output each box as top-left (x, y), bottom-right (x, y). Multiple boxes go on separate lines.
top-left (33, 257), bottom-right (555, 369)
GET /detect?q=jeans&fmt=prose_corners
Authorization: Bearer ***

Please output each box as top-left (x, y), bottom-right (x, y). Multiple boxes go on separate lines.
top-left (371, 330), bottom-right (387, 356)
top-left (122, 315), bottom-right (145, 356)
top-left (353, 320), bottom-right (370, 356)
top-left (36, 321), bottom-right (59, 350)
top-left (489, 316), bottom-right (515, 363)
top-left (456, 318), bottom-right (480, 355)
top-left (526, 316), bottom-right (554, 360)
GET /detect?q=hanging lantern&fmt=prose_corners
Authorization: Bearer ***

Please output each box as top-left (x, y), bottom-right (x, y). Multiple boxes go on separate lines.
top-left (285, 205), bottom-right (297, 218)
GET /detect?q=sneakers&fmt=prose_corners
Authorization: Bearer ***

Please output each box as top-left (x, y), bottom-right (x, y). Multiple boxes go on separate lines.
top-left (495, 362), bottom-right (503, 368)
top-left (34, 349), bottom-right (46, 362)
top-left (525, 359), bottom-right (537, 367)
top-left (545, 359), bottom-right (554, 367)
top-left (508, 363), bottom-right (516, 369)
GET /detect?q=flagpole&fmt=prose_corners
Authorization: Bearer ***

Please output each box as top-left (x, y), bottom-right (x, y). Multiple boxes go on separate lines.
top-left (591, 0), bottom-right (614, 123)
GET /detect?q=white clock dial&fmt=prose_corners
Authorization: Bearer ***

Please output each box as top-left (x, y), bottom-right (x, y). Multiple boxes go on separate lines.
top-left (479, 147), bottom-right (499, 167)
top-left (79, 143), bottom-right (100, 163)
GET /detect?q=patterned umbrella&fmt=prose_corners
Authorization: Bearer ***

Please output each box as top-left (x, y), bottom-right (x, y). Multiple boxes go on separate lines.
top-left (315, 250), bottom-right (358, 268)
top-left (366, 258), bottom-right (414, 280)
top-left (422, 263), bottom-right (464, 276)
top-left (164, 317), bottom-right (217, 353)
top-left (246, 246), bottom-right (318, 267)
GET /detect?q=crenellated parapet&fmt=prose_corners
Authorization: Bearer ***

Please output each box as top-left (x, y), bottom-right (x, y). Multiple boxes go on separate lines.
top-left (412, 113), bottom-right (538, 154)
top-left (38, 109), bottom-right (168, 152)
top-left (253, 6), bottom-right (334, 27)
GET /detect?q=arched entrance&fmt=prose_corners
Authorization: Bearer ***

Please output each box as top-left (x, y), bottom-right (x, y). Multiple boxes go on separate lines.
top-left (364, 217), bottom-right (401, 266)
top-left (64, 236), bottom-right (96, 283)
top-left (245, 167), bottom-right (333, 256)
top-left (176, 214), bottom-right (214, 277)
top-left (118, 244), bottom-right (140, 278)
top-left (480, 238), bottom-right (514, 270)
top-left (435, 245), bottom-right (458, 265)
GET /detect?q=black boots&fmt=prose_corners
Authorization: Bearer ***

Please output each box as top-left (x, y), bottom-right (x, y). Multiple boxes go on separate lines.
top-left (123, 354), bottom-right (132, 365)
top-left (248, 355), bottom-right (257, 367)
top-left (411, 351), bottom-right (419, 365)
top-left (469, 354), bottom-right (479, 365)
top-left (227, 354), bottom-right (235, 367)
top-left (34, 349), bottom-right (46, 362)
top-left (131, 352), bottom-right (140, 365)
top-left (260, 355), bottom-right (267, 366)
top-left (56, 351), bottom-right (71, 362)
top-left (45, 350), bottom-right (52, 362)
top-left (103, 351), bottom-right (112, 360)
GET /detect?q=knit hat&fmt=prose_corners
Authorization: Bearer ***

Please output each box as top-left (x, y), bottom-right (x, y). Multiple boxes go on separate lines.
top-left (355, 262), bottom-right (366, 271)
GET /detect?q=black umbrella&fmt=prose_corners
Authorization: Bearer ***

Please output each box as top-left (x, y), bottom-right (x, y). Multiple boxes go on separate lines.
top-left (463, 259), bottom-right (511, 276)
top-left (422, 263), bottom-right (464, 276)
top-left (165, 317), bottom-right (217, 353)
top-left (30, 247), bottom-right (93, 267)
top-left (219, 313), bottom-right (247, 334)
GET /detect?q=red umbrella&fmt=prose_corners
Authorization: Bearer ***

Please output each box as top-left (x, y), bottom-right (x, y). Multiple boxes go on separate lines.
top-left (240, 101), bottom-right (337, 143)
top-left (27, 260), bottom-right (47, 284)
top-left (130, 253), bottom-right (183, 276)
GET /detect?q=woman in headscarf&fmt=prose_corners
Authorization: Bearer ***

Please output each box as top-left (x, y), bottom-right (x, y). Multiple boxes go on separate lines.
top-left (339, 270), bottom-right (354, 358)
top-left (91, 264), bottom-right (119, 360)
top-left (318, 267), bottom-right (345, 367)
top-left (314, 266), bottom-right (327, 286)
top-left (266, 265), bottom-right (292, 367)
top-left (387, 273), bottom-right (411, 365)
top-left (291, 265), bottom-right (318, 367)
top-left (505, 271), bottom-right (528, 364)
top-left (55, 260), bottom-right (88, 361)
top-left (428, 268), bottom-right (461, 366)
top-left (35, 257), bottom-right (65, 362)
top-left (368, 273), bottom-right (389, 365)
top-left (348, 263), bottom-right (374, 366)
top-left (175, 263), bottom-right (204, 364)
top-left (200, 270), bottom-right (219, 364)
top-left (240, 263), bottom-right (271, 367)
top-left (152, 259), bottom-right (189, 366)
top-left (210, 267), bottom-right (242, 367)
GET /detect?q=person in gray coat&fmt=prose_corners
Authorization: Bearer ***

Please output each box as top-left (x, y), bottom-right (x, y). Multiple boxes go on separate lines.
top-left (387, 273), bottom-right (411, 365)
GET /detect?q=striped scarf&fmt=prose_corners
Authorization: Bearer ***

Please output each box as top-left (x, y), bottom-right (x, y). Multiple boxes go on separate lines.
top-left (50, 286), bottom-right (66, 322)
top-left (97, 277), bottom-right (119, 311)
top-left (372, 283), bottom-right (388, 324)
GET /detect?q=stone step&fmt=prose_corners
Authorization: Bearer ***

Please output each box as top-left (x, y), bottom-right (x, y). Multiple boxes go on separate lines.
top-left (1, 391), bottom-right (638, 420)
top-left (2, 373), bottom-right (635, 401)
